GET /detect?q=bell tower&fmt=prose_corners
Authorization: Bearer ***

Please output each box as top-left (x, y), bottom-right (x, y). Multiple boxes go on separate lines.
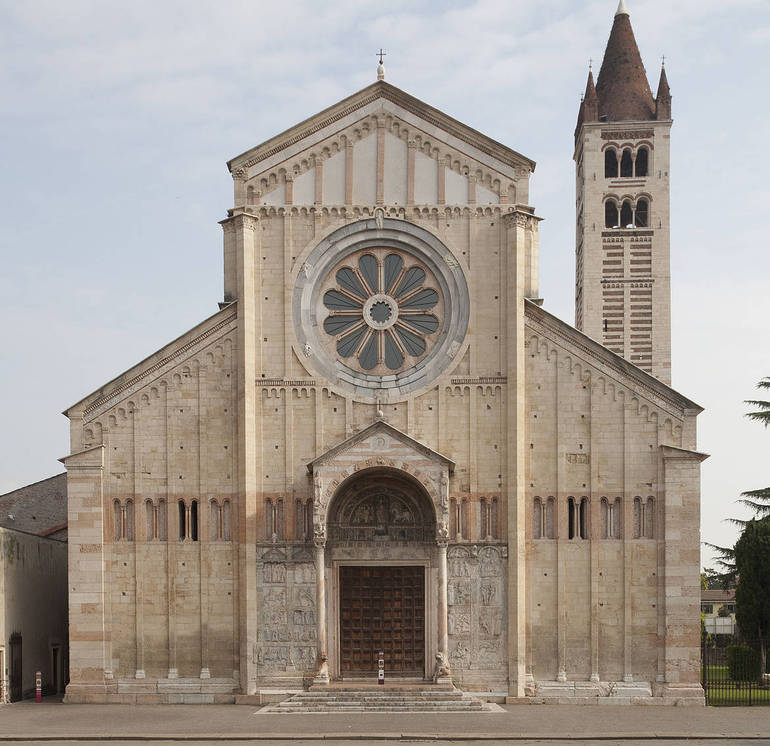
top-left (574, 0), bottom-right (672, 385)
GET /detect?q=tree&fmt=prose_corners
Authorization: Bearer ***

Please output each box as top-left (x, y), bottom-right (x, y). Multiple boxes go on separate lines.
top-left (704, 377), bottom-right (770, 587)
top-left (734, 517), bottom-right (770, 677)
top-left (738, 377), bottom-right (770, 519)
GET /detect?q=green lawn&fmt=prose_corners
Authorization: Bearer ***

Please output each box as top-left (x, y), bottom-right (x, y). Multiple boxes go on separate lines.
top-left (702, 664), bottom-right (770, 705)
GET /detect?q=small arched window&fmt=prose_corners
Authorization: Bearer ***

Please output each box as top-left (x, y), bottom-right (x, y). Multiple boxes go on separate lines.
top-left (620, 200), bottom-right (633, 227)
top-left (635, 147), bottom-right (649, 177)
top-left (605, 148), bottom-right (619, 178)
top-left (601, 497), bottom-right (622, 539)
top-left (124, 500), bottom-right (135, 541)
top-left (620, 148), bottom-right (633, 177)
top-left (534, 498), bottom-right (542, 540)
top-left (605, 200), bottom-right (619, 228)
top-left (646, 497), bottom-right (655, 538)
top-left (113, 499), bottom-right (122, 542)
top-left (568, 497), bottom-right (588, 539)
top-left (158, 499), bottom-right (167, 541)
top-left (178, 500), bottom-right (186, 541)
top-left (223, 499), bottom-right (231, 542)
top-left (635, 198), bottom-right (649, 227)
top-left (633, 496), bottom-right (654, 538)
top-left (146, 499), bottom-right (155, 540)
top-left (190, 500), bottom-right (198, 542)
top-left (579, 497), bottom-right (588, 539)
top-left (210, 499), bottom-right (220, 542)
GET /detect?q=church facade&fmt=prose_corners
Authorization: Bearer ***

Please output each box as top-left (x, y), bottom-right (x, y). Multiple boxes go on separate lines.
top-left (62, 3), bottom-right (705, 704)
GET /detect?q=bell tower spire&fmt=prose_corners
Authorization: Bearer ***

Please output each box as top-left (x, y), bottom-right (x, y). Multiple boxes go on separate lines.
top-left (574, 1), bottom-right (672, 385)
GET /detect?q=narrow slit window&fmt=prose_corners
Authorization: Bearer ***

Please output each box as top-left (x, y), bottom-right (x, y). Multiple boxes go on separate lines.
top-left (158, 499), bottom-right (167, 541)
top-left (646, 497), bottom-right (655, 538)
top-left (125, 500), bottom-right (135, 541)
top-left (633, 497), bottom-right (643, 538)
top-left (568, 497), bottom-right (576, 539)
top-left (210, 500), bottom-right (220, 541)
top-left (579, 497), bottom-right (588, 539)
top-left (601, 497), bottom-right (609, 539)
top-left (545, 498), bottom-right (554, 539)
top-left (190, 500), bottom-right (198, 541)
top-left (534, 498), bottom-right (542, 540)
top-left (113, 500), bottom-right (122, 542)
top-left (145, 500), bottom-right (155, 540)
top-left (178, 500), bottom-right (186, 541)
top-left (223, 499), bottom-right (231, 542)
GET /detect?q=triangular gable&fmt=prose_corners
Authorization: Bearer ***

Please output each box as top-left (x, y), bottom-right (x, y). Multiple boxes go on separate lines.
top-left (307, 419), bottom-right (454, 474)
top-left (228, 81), bottom-right (535, 209)
top-left (64, 303), bottom-right (237, 421)
top-left (524, 299), bottom-right (702, 417)
top-left (229, 81), bottom-right (535, 174)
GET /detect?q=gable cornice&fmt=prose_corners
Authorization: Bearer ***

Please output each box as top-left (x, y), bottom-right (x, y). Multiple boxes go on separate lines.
top-left (307, 419), bottom-right (455, 473)
top-left (228, 81), bottom-right (536, 174)
top-left (64, 305), bottom-right (237, 419)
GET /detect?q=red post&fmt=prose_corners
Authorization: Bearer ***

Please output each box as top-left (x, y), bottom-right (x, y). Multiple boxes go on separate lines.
top-left (35, 670), bottom-right (42, 702)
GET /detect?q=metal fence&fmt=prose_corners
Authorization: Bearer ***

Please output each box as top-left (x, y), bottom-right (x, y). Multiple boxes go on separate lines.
top-left (702, 640), bottom-right (770, 706)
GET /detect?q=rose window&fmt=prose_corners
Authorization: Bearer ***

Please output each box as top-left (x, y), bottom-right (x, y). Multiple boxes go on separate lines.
top-left (321, 250), bottom-right (442, 373)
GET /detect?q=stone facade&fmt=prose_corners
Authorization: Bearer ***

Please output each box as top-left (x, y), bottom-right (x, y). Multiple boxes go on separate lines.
top-left (61, 6), bottom-right (705, 706)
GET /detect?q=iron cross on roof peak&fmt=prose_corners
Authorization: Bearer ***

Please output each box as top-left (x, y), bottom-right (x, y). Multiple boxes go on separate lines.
top-left (376, 49), bottom-right (387, 81)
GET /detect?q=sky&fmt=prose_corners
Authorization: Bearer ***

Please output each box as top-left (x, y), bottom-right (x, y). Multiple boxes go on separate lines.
top-left (1, 0), bottom-right (768, 569)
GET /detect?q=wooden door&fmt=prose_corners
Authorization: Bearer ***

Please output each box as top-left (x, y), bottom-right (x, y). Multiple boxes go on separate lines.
top-left (9, 634), bottom-right (22, 702)
top-left (339, 565), bottom-right (425, 676)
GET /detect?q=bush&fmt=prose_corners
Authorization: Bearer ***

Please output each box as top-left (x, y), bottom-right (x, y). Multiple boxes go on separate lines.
top-left (727, 645), bottom-right (761, 680)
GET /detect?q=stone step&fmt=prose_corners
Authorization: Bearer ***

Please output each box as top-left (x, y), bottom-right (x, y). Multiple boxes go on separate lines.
top-left (276, 699), bottom-right (482, 707)
top-left (263, 687), bottom-right (489, 713)
top-left (286, 693), bottom-right (466, 701)
top-left (269, 704), bottom-right (484, 715)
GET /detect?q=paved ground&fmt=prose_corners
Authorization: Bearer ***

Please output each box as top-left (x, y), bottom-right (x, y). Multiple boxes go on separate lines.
top-left (0, 699), bottom-right (769, 744)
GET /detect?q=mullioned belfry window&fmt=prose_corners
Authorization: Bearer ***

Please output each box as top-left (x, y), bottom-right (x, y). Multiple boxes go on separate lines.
top-left (178, 499), bottom-right (199, 541)
top-left (604, 145), bottom-right (651, 179)
top-left (145, 498), bottom-right (167, 541)
top-left (633, 496), bottom-right (655, 538)
top-left (321, 249), bottom-right (441, 374)
top-left (604, 197), bottom-right (651, 228)
top-left (113, 499), bottom-right (135, 541)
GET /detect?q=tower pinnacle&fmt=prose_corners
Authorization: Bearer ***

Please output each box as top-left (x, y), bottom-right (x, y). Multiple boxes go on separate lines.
top-left (616, 0), bottom-right (630, 16)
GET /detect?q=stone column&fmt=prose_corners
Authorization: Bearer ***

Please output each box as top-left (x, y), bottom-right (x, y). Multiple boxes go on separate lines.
top-left (313, 537), bottom-right (329, 685)
top-left (434, 539), bottom-right (451, 685)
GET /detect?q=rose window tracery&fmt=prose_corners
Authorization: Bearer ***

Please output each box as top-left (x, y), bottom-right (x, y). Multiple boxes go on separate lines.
top-left (321, 250), bottom-right (442, 373)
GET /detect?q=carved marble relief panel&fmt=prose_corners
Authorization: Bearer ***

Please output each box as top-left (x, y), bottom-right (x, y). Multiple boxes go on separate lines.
top-left (255, 548), bottom-right (317, 674)
top-left (447, 544), bottom-right (507, 673)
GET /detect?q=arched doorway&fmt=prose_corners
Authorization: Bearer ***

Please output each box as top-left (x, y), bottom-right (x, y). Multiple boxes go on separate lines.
top-left (326, 469), bottom-right (437, 679)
